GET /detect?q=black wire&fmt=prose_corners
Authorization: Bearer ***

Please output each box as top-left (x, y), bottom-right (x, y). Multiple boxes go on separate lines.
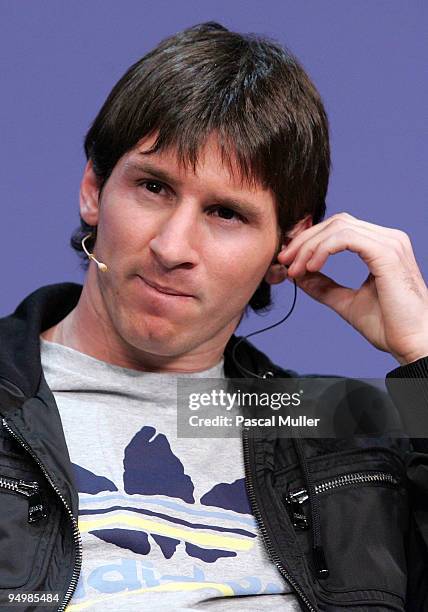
top-left (231, 278), bottom-right (298, 379)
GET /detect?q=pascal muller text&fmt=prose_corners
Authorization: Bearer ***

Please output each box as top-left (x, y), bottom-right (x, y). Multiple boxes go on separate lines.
top-left (189, 415), bottom-right (321, 428)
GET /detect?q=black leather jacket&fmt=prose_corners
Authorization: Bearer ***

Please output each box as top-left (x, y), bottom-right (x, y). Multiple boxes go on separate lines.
top-left (0, 283), bottom-right (427, 611)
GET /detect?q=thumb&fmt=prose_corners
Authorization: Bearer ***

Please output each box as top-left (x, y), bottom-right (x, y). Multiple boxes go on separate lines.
top-left (289, 270), bottom-right (355, 320)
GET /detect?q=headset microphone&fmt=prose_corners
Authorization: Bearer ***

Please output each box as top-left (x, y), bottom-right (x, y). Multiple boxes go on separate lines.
top-left (81, 234), bottom-right (108, 272)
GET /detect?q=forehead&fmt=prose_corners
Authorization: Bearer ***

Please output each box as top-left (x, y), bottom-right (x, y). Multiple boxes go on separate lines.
top-left (124, 132), bottom-right (268, 195)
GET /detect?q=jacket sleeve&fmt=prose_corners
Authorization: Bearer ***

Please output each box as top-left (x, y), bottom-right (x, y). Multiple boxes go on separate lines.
top-left (385, 356), bottom-right (428, 610)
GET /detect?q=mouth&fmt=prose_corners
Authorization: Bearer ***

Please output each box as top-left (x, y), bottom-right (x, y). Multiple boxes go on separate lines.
top-left (137, 275), bottom-right (195, 299)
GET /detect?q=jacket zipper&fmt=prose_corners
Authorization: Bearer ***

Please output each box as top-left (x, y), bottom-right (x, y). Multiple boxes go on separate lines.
top-left (285, 470), bottom-right (399, 530)
top-left (2, 417), bottom-right (82, 612)
top-left (0, 475), bottom-right (46, 523)
top-left (242, 427), bottom-right (317, 612)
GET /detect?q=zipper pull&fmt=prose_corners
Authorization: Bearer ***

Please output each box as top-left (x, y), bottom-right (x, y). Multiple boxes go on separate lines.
top-left (313, 545), bottom-right (330, 580)
top-left (28, 491), bottom-right (46, 523)
top-left (284, 489), bottom-right (309, 530)
top-left (18, 481), bottom-right (47, 523)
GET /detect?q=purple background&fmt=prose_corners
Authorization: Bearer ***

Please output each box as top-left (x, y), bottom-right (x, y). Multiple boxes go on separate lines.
top-left (1, 1), bottom-right (426, 376)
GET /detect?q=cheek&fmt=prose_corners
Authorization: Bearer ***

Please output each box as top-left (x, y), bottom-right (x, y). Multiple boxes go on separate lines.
top-left (205, 236), bottom-right (274, 302)
top-left (97, 196), bottom-right (145, 256)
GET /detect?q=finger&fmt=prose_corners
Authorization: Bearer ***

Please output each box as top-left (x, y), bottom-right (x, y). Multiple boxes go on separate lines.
top-left (290, 270), bottom-right (355, 320)
top-left (278, 213), bottom-right (359, 262)
top-left (278, 213), bottom-right (408, 264)
top-left (286, 226), bottom-right (400, 278)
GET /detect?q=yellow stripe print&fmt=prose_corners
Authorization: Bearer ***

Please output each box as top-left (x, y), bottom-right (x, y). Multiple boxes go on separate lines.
top-left (78, 512), bottom-right (253, 552)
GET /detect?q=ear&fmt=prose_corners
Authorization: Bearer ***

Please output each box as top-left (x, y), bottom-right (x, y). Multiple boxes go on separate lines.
top-left (79, 159), bottom-right (101, 226)
top-left (264, 214), bottom-right (313, 285)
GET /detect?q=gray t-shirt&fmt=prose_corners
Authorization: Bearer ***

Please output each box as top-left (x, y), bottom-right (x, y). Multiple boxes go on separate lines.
top-left (40, 338), bottom-right (301, 611)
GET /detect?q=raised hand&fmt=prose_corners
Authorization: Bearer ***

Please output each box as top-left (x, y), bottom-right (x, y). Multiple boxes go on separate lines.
top-left (278, 213), bottom-right (428, 365)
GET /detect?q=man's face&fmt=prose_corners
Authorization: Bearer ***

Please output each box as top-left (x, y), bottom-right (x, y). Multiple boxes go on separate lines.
top-left (80, 133), bottom-right (281, 363)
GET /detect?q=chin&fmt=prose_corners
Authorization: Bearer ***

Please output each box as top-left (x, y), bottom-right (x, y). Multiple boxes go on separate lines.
top-left (122, 315), bottom-right (193, 357)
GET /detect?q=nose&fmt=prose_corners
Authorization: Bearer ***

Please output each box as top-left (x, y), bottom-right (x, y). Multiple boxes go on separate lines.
top-left (149, 202), bottom-right (200, 270)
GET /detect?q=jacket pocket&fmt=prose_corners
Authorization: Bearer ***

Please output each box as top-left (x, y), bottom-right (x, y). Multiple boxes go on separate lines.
top-left (284, 465), bottom-right (408, 602)
top-left (0, 472), bottom-right (50, 588)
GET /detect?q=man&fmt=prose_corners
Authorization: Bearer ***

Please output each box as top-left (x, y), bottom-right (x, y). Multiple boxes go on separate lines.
top-left (0, 21), bottom-right (427, 612)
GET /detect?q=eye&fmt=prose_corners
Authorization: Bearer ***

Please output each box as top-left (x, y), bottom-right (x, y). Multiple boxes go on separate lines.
top-left (137, 180), bottom-right (166, 195)
top-left (209, 206), bottom-right (246, 223)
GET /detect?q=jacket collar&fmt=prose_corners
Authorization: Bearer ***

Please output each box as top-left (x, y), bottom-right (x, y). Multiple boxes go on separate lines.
top-left (0, 283), bottom-right (83, 399)
top-left (0, 282), bottom-right (290, 399)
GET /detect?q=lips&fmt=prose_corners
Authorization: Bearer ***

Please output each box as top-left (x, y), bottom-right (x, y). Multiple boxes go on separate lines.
top-left (138, 275), bottom-right (195, 298)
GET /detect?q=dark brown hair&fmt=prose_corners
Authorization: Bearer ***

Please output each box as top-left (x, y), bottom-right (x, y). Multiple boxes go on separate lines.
top-left (71, 21), bottom-right (330, 311)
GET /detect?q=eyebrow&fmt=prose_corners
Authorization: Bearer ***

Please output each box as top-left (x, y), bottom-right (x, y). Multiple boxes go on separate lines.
top-left (123, 158), bottom-right (266, 222)
top-left (124, 159), bottom-right (182, 188)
